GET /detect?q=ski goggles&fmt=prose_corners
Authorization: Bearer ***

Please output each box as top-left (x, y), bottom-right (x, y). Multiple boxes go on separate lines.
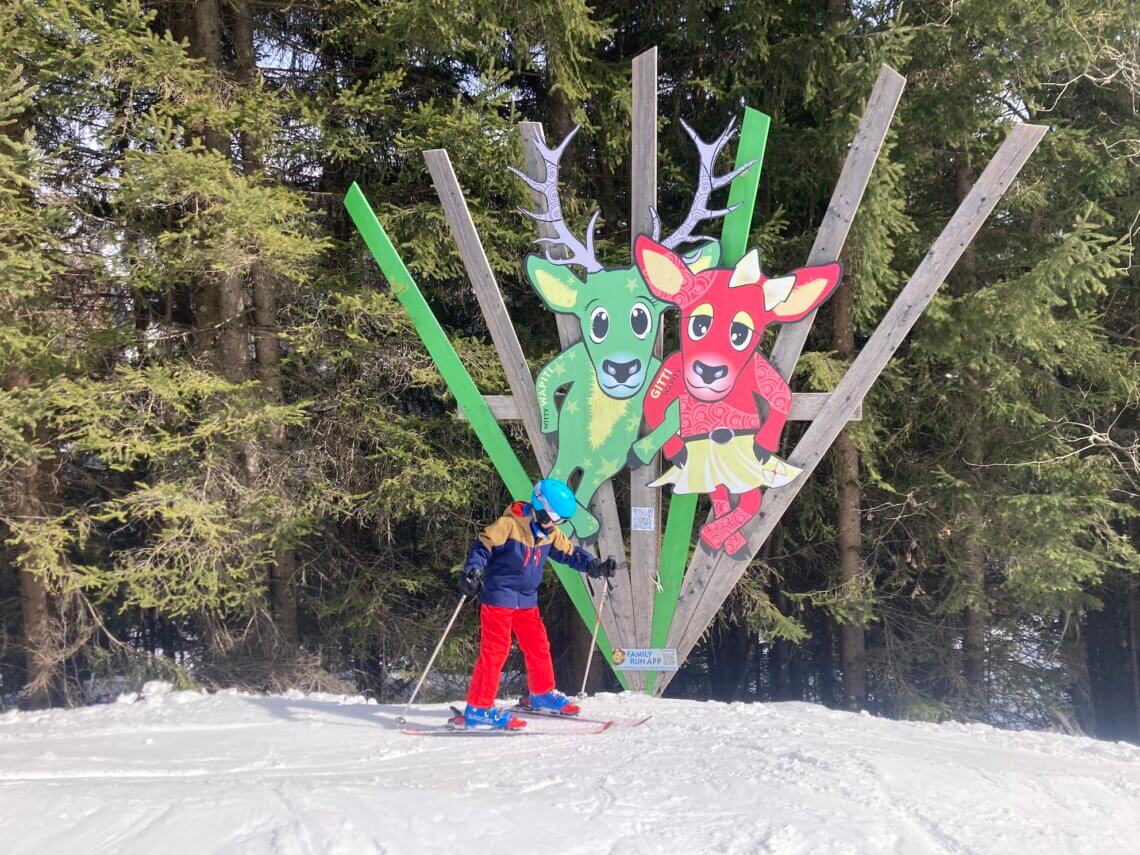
top-left (534, 506), bottom-right (560, 527)
top-left (532, 493), bottom-right (565, 527)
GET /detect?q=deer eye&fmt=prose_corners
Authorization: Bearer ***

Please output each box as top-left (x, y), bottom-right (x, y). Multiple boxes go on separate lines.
top-left (589, 307), bottom-right (610, 343)
top-left (729, 322), bottom-right (753, 352)
top-left (630, 303), bottom-right (651, 339)
top-left (688, 314), bottom-right (711, 341)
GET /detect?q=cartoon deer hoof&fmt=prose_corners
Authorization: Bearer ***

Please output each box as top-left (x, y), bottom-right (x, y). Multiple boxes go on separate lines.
top-left (573, 509), bottom-right (600, 544)
top-left (700, 510), bottom-right (752, 554)
top-left (724, 532), bottom-right (747, 556)
top-left (699, 520), bottom-right (731, 552)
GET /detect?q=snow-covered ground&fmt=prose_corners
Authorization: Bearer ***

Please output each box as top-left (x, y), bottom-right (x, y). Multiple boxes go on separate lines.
top-left (2, 686), bottom-right (1138, 855)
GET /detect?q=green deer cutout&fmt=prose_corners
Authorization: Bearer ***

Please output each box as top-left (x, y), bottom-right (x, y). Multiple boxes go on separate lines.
top-left (512, 121), bottom-right (757, 541)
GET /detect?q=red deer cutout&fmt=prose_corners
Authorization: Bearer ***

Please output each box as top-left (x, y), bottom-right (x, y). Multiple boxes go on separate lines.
top-left (631, 235), bottom-right (842, 555)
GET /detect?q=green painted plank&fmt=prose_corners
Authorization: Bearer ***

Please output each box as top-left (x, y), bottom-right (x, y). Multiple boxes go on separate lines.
top-left (647, 108), bottom-right (770, 694)
top-left (721, 108), bottom-right (771, 265)
top-left (343, 183), bottom-right (628, 689)
top-left (344, 185), bottom-right (529, 490)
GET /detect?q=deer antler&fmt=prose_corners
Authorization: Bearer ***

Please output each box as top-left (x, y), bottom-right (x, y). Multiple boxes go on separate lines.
top-left (510, 125), bottom-right (603, 274)
top-left (654, 116), bottom-right (759, 250)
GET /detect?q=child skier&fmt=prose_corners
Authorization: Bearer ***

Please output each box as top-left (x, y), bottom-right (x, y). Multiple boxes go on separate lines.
top-left (459, 478), bottom-right (617, 730)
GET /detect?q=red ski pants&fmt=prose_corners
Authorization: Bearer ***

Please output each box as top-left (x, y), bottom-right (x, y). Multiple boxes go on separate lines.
top-left (466, 604), bottom-right (556, 707)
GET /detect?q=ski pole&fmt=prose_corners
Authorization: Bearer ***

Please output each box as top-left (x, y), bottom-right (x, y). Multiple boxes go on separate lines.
top-left (397, 594), bottom-right (468, 725)
top-left (578, 578), bottom-right (610, 698)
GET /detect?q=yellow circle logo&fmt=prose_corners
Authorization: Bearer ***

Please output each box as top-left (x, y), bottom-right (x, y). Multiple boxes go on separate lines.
top-left (611, 648), bottom-right (626, 665)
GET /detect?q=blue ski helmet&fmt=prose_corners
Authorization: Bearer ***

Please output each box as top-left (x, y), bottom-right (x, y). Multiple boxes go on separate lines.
top-left (532, 478), bottom-right (577, 523)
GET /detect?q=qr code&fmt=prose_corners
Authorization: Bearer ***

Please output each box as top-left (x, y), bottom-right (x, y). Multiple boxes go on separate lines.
top-left (631, 506), bottom-right (656, 532)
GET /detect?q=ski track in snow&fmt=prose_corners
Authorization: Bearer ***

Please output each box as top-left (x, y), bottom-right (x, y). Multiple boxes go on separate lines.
top-left (1, 688), bottom-right (1138, 855)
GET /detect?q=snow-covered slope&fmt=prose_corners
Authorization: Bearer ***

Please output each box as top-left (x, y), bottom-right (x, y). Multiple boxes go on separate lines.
top-left (2, 687), bottom-right (1138, 855)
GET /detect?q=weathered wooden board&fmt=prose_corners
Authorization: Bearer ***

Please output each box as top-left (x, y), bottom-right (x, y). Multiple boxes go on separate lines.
top-left (460, 392), bottom-right (862, 423)
top-left (517, 121), bottom-right (633, 656)
top-left (423, 149), bottom-right (557, 475)
top-left (655, 123), bottom-right (1048, 693)
top-left (768, 65), bottom-right (907, 381)
top-left (627, 48), bottom-right (661, 684)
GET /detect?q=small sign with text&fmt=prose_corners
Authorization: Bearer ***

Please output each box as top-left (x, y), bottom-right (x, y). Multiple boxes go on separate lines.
top-left (612, 648), bottom-right (679, 672)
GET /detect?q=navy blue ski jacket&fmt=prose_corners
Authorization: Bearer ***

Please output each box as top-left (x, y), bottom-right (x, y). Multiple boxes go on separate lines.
top-left (464, 502), bottom-right (592, 609)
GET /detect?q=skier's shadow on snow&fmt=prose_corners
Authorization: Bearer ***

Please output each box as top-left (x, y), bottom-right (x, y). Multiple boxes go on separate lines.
top-left (248, 695), bottom-right (424, 731)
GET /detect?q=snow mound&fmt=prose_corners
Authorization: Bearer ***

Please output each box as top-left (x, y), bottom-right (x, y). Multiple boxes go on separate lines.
top-left (1, 691), bottom-right (1138, 854)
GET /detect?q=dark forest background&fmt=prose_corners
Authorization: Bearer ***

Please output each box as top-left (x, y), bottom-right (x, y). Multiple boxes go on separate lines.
top-left (2, 0), bottom-right (1138, 743)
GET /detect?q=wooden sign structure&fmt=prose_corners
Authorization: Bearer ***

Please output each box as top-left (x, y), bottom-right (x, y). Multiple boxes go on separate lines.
top-left (345, 51), bottom-right (1045, 694)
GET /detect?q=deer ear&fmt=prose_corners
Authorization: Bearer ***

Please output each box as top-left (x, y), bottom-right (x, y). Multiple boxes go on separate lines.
top-left (526, 255), bottom-right (583, 313)
top-left (768, 262), bottom-right (843, 322)
top-left (729, 248), bottom-right (762, 287)
top-left (682, 240), bottom-right (721, 273)
top-left (635, 235), bottom-right (694, 301)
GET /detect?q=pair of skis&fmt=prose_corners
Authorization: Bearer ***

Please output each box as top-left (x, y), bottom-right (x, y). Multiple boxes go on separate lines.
top-left (400, 584), bottom-right (641, 737)
top-left (400, 703), bottom-right (652, 737)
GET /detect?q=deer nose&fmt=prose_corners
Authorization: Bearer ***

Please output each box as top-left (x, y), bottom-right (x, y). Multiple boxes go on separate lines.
top-left (693, 360), bottom-right (728, 384)
top-left (602, 358), bottom-right (642, 384)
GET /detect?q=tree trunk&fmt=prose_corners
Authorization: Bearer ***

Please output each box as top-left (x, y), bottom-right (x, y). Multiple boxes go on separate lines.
top-left (960, 447), bottom-right (987, 697)
top-left (1084, 584), bottom-right (1135, 741)
top-left (16, 551), bottom-right (51, 708)
top-left (1130, 579), bottom-right (1140, 741)
top-left (0, 78), bottom-right (53, 708)
top-left (787, 645), bottom-right (805, 700)
top-left (5, 371), bottom-right (53, 708)
top-left (822, 0), bottom-right (866, 710)
top-left (185, 0), bottom-right (249, 375)
top-left (956, 148), bottom-right (988, 703)
top-left (817, 608), bottom-right (837, 706)
top-left (250, 233), bottom-right (296, 639)
top-left (187, 0), bottom-right (230, 156)
top-left (161, 617), bottom-right (177, 661)
top-left (711, 616), bottom-right (753, 701)
top-left (767, 638), bottom-right (784, 700)
top-left (832, 271), bottom-right (866, 708)
top-left (732, 624), bottom-right (757, 701)
top-left (188, 0), bottom-right (277, 649)
top-left (234, 0), bottom-right (300, 641)
top-left (1064, 622), bottom-right (1096, 736)
top-left (231, 1), bottom-right (260, 175)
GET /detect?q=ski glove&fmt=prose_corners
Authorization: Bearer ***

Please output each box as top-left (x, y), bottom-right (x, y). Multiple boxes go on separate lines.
top-left (458, 566), bottom-right (484, 597)
top-left (586, 556), bottom-right (618, 579)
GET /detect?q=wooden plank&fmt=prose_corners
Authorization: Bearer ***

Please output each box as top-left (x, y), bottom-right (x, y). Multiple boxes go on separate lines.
top-left (627, 48), bottom-right (660, 683)
top-left (461, 392), bottom-right (862, 423)
top-left (655, 66), bottom-right (905, 694)
top-left (424, 149), bottom-right (556, 476)
top-left (517, 121), bottom-right (634, 659)
top-left (768, 65), bottom-right (907, 382)
top-left (655, 123), bottom-right (1048, 693)
top-left (458, 396), bottom-right (528, 422)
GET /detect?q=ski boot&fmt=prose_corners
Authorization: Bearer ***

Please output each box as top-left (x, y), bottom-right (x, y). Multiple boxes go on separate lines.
top-left (463, 704), bottom-right (526, 730)
top-left (525, 689), bottom-right (580, 717)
